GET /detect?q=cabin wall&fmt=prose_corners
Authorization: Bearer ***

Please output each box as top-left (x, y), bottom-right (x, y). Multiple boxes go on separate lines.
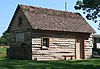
top-left (8, 30), bottom-right (93, 60)
top-left (8, 30), bottom-right (32, 60)
top-left (31, 32), bottom-right (77, 60)
top-left (7, 7), bottom-right (33, 59)
top-left (32, 38), bottom-right (75, 60)
top-left (85, 35), bottom-right (93, 59)
top-left (32, 32), bottom-right (93, 60)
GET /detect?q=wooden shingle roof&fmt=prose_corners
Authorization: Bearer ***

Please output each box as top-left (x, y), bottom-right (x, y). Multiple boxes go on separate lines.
top-left (10, 5), bottom-right (96, 33)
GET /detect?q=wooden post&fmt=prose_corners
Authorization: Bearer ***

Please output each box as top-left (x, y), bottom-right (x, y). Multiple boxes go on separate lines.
top-left (65, 2), bottom-right (67, 11)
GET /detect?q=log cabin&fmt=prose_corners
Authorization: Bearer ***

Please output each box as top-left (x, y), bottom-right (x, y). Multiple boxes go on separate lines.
top-left (7, 4), bottom-right (95, 60)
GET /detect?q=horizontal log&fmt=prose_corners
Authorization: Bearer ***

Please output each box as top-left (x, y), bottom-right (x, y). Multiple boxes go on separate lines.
top-left (50, 38), bottom-right (75, 41)
top-left (32, 48), bottom-right (41, 50)
top-left (32, 51), bottom-right (75, 55)
top-left (32, 42), bottom-right (41, 44)
top-left (85, 46), bottom-right (92, 48)
top-left (32, 45), bottom-right (41, 47)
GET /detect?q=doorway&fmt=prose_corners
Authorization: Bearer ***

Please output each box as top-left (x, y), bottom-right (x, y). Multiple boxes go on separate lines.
top-left (75, 39), bottom-right (81, 59)
top-left (75, 38), bottom-right (85, 59)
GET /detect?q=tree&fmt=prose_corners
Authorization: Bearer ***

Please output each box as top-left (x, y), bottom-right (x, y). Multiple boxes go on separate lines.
top-left (74, 0), bottom-right (100, 29)
top-left (0, 31), bottom-right (10, 46)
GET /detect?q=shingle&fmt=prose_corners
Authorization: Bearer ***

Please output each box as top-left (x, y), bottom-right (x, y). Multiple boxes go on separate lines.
top-left (20, 5), bottom-right (95, 33)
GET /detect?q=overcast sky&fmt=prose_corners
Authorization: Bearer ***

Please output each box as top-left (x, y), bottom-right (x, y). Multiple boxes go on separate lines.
top-left (0, 0), bottom-right (99, 36)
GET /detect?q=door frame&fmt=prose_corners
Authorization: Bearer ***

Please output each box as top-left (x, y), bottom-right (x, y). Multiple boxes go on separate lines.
top-left (75, 38), bottom-right (81, 59)
top-left (75, 36), bottom-right (85, 59)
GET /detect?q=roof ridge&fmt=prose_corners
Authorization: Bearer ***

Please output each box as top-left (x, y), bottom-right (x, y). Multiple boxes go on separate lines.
top-left (19, 4), bottom-right (82, 18)
top-left (19, 4), bottom-right (70, 12)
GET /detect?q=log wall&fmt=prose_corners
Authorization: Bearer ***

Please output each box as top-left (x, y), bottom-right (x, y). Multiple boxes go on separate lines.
top-left (32, 32), bottom-right (93, 60)
top-left (32, 38), bottom-right (76, 60)
top-left (85, 35), bottom-right (93, 59)
top-left (8, 29), bottom-right (93, 60)
top-left (8, 30), bottom-right (32, 60)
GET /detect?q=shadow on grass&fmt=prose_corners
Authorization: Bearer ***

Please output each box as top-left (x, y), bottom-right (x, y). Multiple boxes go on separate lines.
top-left (0, 59), bottom-right (100, 69)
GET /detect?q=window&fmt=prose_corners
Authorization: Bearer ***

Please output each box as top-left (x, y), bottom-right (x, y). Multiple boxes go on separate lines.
top-left (94, 37), bottom-right (100, 43)
top-left (41, 37), bottom-right (49, 49)
top-left (18, 16), bottom-right (22, 26)
top-left (97, 43), bottom-right (100, 49)
top-left (16, 33), bottom-right (24, 42)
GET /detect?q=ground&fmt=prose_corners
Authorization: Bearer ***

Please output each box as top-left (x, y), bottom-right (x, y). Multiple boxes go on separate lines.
top-left (0, 48), bottom-right (100, 69)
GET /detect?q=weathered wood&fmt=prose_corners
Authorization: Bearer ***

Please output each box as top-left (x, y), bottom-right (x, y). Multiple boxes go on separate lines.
top-left (84, 35), bottom-right (93, 59)
top-left (32, 37), bottom-right (76, 60)
top-left (31, 34), bottom-right (93, 60)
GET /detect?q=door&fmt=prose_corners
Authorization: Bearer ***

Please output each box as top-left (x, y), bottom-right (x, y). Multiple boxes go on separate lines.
top-left (75, 39), bottom-right (81, 59)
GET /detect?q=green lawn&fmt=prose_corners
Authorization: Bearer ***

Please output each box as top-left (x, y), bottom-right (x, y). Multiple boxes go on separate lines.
top-left (0, 48), bottom-right (100, 69)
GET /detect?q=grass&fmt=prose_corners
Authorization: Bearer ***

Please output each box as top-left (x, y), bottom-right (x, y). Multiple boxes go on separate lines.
top-left (0, 48), bottom-right (100, 69)
top-left (0, 48), bottom-right (6, 60)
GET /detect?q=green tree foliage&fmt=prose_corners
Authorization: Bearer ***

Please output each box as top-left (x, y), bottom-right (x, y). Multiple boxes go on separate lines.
top-left (0, 31), bottom-right (10, 46)
top-left (74, 0), bottom-right (100, 29)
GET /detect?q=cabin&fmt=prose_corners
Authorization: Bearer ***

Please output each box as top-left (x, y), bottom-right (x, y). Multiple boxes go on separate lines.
top-left (7, 4), bottom-right (95, 60)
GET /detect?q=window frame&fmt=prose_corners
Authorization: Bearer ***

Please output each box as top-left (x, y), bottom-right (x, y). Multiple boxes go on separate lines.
top-left (41, 37), bottom-right (50, 50)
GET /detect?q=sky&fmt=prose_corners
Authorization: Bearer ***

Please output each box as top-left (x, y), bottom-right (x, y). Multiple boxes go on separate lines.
top-left (0, 0), bottom-right (100, 36)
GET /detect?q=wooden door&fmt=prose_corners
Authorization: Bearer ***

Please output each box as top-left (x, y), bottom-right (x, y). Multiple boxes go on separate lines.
top-left (75, 39), bottom-right (81, 59)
